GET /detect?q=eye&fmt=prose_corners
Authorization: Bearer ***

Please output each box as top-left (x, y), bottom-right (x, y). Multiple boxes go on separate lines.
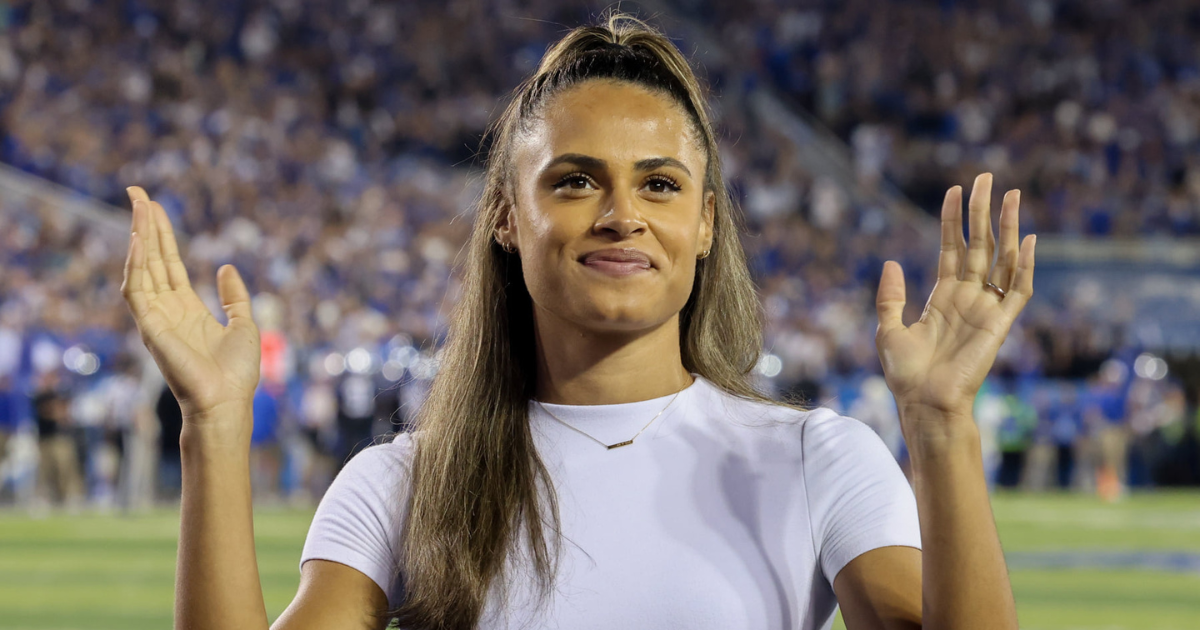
top-left (552, 172), bottom-right (596, 191)
top-left (644, 175), bottom-right (682, 195)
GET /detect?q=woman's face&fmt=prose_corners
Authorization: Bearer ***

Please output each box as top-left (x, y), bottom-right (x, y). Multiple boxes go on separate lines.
top-left (502, 80), bottom-right (714, 334)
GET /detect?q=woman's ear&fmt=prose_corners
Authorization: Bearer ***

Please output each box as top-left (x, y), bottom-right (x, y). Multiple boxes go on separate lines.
top-left (494, 202), bottom-right (518, 251)
top-left (697, 190), bottom-right (715, 256)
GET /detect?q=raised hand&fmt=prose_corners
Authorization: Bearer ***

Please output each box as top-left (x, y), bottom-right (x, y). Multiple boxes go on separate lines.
top-left (120, 187), bottom-right (261, 430)
top-left (875, 173), bottom-right (1035, 427)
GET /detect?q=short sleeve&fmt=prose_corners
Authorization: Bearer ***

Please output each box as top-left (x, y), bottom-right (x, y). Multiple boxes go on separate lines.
top-left (802, 410), bottom-right (921, 584)
top-left (300, 435), bottom-right (413, 607)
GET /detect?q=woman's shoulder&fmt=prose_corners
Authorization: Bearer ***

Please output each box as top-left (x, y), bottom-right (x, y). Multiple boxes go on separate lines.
top-left (691, 376), bottom-right (833, 427)
top-left (333, 432), bottom-right (417, 494)
top-left (303, 432), bottom-right (415, 610)
top-left (362, 431), bottom-right (417, 464)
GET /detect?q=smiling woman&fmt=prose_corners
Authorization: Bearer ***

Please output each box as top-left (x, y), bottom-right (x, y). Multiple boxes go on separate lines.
top-left (502, 79), bottom-right (715, 335)
top-left (120, 11), bottom-right (1032, 630)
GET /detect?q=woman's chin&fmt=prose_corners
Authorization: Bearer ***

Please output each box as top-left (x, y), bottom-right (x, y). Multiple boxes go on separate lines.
top-left (566, 299), bottom-right (682, 334)
top-left (531, 282), bottom-right (688, 334)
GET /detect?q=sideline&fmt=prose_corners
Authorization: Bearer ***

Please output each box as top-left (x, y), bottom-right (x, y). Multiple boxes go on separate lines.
top-left (1007, 551), bottom-right (1200, 574)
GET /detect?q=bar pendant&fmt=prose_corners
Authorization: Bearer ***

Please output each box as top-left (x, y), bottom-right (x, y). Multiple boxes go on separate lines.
top-left (606, 440), bottom-right (634, 450)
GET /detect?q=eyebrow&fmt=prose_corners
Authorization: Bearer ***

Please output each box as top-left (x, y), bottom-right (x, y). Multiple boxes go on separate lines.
top-left (543, 153), bottom-right (692, 178)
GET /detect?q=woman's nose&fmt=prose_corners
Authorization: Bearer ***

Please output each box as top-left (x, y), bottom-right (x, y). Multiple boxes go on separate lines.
top-left (592, 189), bottom-right (647, 239)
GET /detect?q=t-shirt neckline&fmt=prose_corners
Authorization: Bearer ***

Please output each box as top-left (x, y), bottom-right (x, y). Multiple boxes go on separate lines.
top-left (530, 374), bottom-right (707, 429)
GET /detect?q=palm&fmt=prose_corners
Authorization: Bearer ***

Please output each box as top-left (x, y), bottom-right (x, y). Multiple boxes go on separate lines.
top-left (139, 282), bottom-right (260, 411)
top-left (121, 187), bottom-right (261, 420)
top-left (876, 174), bottom-right (1035, 417)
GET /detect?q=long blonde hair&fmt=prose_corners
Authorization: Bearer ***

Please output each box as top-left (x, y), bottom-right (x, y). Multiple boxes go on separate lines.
top-left (398, 13), bottom-right (771, 629)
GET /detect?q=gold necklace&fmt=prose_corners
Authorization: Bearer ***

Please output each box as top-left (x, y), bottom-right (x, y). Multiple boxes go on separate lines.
top-left (535, 390), bottom-right (683, 450)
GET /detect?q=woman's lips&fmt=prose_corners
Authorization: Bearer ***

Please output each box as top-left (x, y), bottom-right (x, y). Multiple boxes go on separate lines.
top-left (579, 248), bottom-right (653, 276)
top-left (583, 260), bottom-right (651, 276)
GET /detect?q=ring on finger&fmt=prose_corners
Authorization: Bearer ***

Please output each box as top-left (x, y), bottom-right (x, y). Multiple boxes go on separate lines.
top-left (984, 282), bottom-right (1007, 299)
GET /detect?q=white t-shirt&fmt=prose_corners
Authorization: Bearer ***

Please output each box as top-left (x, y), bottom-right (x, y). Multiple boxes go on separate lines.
top-left (300, 375), bottom-right (921, 629)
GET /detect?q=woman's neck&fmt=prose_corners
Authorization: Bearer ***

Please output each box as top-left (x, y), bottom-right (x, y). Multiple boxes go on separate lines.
top-left (532, 308), bottom-right (693, 405)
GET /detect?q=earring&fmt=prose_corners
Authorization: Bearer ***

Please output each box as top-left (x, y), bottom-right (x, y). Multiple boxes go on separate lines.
top-left (698, 249), bottom-right (710, 260)
top-left (501, 241), bottom-right (516, 254)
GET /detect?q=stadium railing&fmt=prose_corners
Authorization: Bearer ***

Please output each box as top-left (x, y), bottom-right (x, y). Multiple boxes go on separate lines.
top-left (0, 163), bottom-right (126, 242)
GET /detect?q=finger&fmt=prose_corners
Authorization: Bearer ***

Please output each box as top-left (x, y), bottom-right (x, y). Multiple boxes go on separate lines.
top-left (876, 260), bottom-right (907, 338)
top-left (127, 185), bottom-right (150, 207)
top-left (991, 189), bottom-right (1021, 291)
top-left (120, 232), bottom-right (150, 318)
top-left (127, 187), bottom-right (168, 293)
top-left (126, 188), bottom-right (161, 294)
top-left (937, 186), bottom-right (966, 280)
top-left (151, 201), bottom-right (192, 291)
top-left (1001, 234), bottom-right (1036, 319)
top-left (141, 197), bottom-right (172, 293)
top-left (217, 265), bottom-right (256, 329)
top-left (986, 195), bottom-right (996, 278)
top-left (963, 173), bottom-right (993, 282)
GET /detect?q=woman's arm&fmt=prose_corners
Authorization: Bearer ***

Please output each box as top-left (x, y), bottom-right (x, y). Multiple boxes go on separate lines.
top-left (833, 416), bottom-right (1016, 630)
top-left (175, 410), bottom-right (270, 628)
top-left (272, 561), bottom-right (391, 630)
top-left (838, 173), bottom-right (1033, 630)
top-left (905, 410), bottom-right (1015, 629)
top-left (178, 415), bottom-right (393, 630)
top-left (121, 186), bottom-right (269, 629)
top-left (122, 187), bottom-right (386, 629)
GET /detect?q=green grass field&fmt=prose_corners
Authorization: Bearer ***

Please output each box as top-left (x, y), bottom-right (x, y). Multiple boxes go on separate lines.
top-left (1, 492), bottom-right (1198, 629)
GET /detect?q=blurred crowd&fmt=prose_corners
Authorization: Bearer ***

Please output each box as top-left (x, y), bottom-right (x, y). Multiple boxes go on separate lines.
top-left (0, 0), bottom-right (1198, 510)
top-left (693, 0), bottom-right (1200, 236)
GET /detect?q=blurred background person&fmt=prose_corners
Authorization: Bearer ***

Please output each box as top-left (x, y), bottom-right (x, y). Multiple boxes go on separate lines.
top-left (1088, 360), bottom-right (1134, 499)
top-left (103, 353), bottom-right (157, 511)
top-left (154, 384), bottom-right (183, 502)
top-left (1050, 387), bottom-right (1085, 490)
top-left (33, 368), bottom-right (82, 509)
top-left (250, 382), bottom-right (282, 501)
top-left (0, 374), bottom-right (21, 502)
top-left (293, 366), bottom-right (338, 504)
top-left (333, 366), bottom-right (378, 471)
top-left (994, 383), bottom-right (1038, 489)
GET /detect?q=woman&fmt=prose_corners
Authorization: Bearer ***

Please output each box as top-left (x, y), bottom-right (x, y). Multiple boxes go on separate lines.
top-left (121, 15), bottom-right (1033, 630)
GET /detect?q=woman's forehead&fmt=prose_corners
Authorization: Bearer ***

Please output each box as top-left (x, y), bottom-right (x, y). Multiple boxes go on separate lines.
top-left (515, 81), bottom-right (705, 173)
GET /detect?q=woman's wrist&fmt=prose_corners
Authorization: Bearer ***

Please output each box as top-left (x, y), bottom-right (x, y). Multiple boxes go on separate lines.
top-left (898, 402), bottom-right (981, 465)
top-left (180, 405), bottom-right (254, 457)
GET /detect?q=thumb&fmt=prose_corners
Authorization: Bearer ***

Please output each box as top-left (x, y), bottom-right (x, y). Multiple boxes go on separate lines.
top-left (217, 264), bottom-right (254, 327)
top-left (876, 260), bottom-right (907, 338)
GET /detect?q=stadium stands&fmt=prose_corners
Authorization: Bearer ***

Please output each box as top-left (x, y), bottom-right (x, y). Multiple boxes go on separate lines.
top-left (0, 0), bottom-right (1197, 508)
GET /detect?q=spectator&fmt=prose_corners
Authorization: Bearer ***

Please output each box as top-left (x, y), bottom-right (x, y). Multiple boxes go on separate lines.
top-left (155, 384), bottom-right (183, 501)
top-left (0, 374), bottom-right (21, 494)
top-left (103, 354), bottom-right (154, 510)
top-left (33, 369), bottom-right (83, 508)
top-left (250, 382), bottom-right (282, 499)
top-left (334, 370), bottom-right (380, 470)
top-left (1050, 388), bottom-right (1084, 490)
top-left (1087, 360), bottom-right (1133, 498)
top-left (995, 388), bottom-right (1038, 489)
